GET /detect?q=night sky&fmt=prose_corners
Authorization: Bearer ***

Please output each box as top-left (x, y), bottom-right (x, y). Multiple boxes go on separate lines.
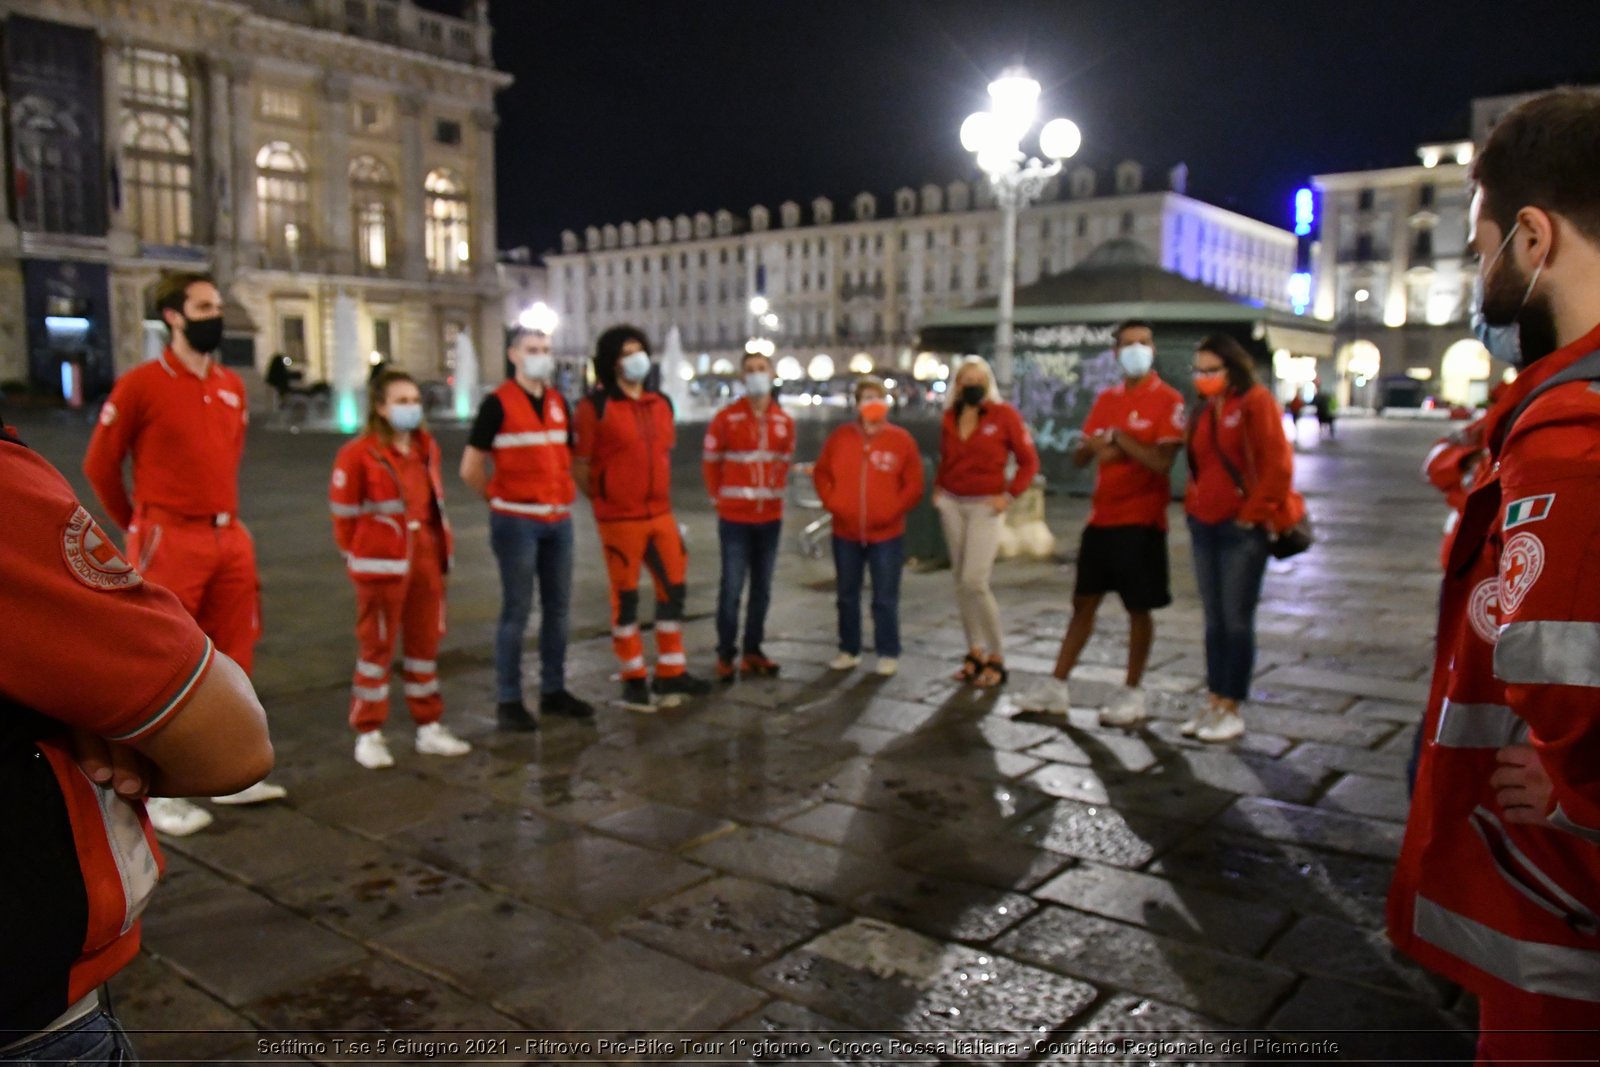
top-left (449, 0), bottom-right (1597, 256)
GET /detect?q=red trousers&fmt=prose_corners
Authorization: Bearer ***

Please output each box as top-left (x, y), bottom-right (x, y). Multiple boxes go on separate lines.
top-left (598, 513), bottom-right (687, 681)
top-left (350, 528), bottom-right (445, 732)
top-left (127, 509), bottom-right (260, 674)
top-left (1476, 989), bottom-right (1600, 1063)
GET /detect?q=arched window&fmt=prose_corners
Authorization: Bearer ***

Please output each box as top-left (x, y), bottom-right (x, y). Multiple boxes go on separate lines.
top-left (119, 49), bottom-right (193, 245)
top-left (425, 168), bottom-right (470, 274)
top-left (349, 155), bottom-right (394, 271)
top-left (256, 141), bottom-right (310, 260)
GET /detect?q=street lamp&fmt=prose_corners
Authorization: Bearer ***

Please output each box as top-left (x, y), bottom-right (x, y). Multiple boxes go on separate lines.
top-left (962, 66), bottom-right (1081, 394)
top-left (518, 301), bottom-right (559, 334)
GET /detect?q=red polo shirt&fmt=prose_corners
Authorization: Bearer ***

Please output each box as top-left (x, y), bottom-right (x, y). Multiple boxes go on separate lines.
top-left (84, 349), bottom-right (249, 529)
top-left (1082, 373), bottom-right (1186, 529)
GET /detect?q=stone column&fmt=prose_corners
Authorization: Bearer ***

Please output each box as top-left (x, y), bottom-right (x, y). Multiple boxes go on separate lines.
top-left (102, 36), bottom-right (139, 257)
top-left (470, 107), bottom-right (498, 284)
top-left (204, 58), bottom-right (235, 270)
top-left (397, 89), bottom-right (427, 282)
top-left (319, 72), bottom-right (353, 275)
top-left (0, 84), bottom-right (18, 253)
top-left (228, 57), bottom-right (258, 264)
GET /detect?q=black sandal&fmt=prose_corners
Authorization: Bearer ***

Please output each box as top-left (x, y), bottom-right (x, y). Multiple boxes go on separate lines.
top-left (973, 661), bottom-right (1009, 689)
top-left (953, 653), bottom-right (984, 682)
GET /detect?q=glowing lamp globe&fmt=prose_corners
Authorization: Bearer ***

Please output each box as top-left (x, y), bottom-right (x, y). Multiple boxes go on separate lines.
top-left (1039, 118), bottom-right (1082, 161)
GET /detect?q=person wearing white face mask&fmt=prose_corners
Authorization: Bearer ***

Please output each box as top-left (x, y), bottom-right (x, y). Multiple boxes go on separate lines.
top-left (461, 328), bottom-right (593, 729)
top-left (330, 370), bottom-right (470, 768)
top-left (703, 351), bottom-right (796, 681)
top-left (1016, 320), bottom-right (1186, 727)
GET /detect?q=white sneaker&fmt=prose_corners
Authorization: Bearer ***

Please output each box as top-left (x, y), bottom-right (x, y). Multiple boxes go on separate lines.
top-left (1197, 709), bottom-right (1246, 743)
top-left (874, 657), bottom-right (899, 677)
top-left (211, 781), bottom-right (287, 805)
top-left (1180, 697), bottom-right (1219, 737)
top-left (146, 797), bottom-right (213, 837)
top-left (1098, 686), bottom-right (1147, 728)
top-left (415, 722), bottom-right (472, 757)
top-left (1014, 677), bottom-right (1071, 715)
top-left (354, 730), bottom-right (395, 769)
top-left (829, 652), bottom-right (861, 671)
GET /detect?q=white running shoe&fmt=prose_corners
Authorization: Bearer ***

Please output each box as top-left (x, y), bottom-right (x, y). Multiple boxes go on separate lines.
top-left (415, 722), bottom-right (472, 757)
top-left (1098, 686), bottom-right (1148, 728)
top-left (1197, 709), bottom-right (1246, 743)
top-left (1014, 677), bottom-right (1071, 715)
top-left (874, 657), bottom-right (899, 677)
top-left (146, 797), bottom-right (213, 837)
top-left (211, 781), bottom-right (287, 805)
top-left (1180, 698), bottom-right (1219, 737)
top-left (829, 652), bottom-right (861, 671)
top-left (355, 730), bottom-right (395, 769)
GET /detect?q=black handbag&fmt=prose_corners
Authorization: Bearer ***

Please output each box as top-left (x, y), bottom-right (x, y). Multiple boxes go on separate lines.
top-left (1205, 404), bottom-right (1314, 559)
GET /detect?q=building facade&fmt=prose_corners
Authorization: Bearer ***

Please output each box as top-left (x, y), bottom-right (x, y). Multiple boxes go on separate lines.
top-left (0, 0), bottom-right (509, 402)
top-left (543, 163), bottom-right (1297, 379)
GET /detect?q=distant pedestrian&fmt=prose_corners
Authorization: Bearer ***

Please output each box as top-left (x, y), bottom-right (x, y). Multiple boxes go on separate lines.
top-left (1017, 320), bottom-right (1185, 723)
top-left (1313, 390), bottom-right (1337, 438)
top-left (933, 355), bottom-right (1039, 690)
top-left (1183, 334), bottom-right (1298, 742)
top-left (330, 369), bottom-right (472, 769)
top-left (703, 350), bottom-right (795, 681)
top-left (814, 376), bottom-right (924, 677)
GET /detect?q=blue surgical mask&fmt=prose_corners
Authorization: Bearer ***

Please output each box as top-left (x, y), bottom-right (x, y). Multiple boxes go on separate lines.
top-left (386, 403), bottom-right (423, 432)
top-left (521, 353), bottom-right (554, 381)
top-left (619, 350), bottom-right (652, 383)
top-left (744, 371), bottom-right (773, 398)
top-left (1471, 222), bottom-right (1546, 367)
top-left (1118, 342), bottom-right (1155, 378)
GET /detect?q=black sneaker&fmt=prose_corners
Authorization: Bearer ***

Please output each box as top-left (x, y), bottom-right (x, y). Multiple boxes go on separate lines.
top-left (618, 677), bottom-right (657, 712)
top-left (653, 672), bottom-right (714, 705)
top-left (540, 689), bottom-right (596, 720)
top-left (496, 700), bottom-right (539, 732)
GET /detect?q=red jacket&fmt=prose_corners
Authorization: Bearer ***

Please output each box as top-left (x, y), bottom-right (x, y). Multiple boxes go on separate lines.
top-left (84, 349), bottom-right (248, 529)
top-left (703, 397), bottom-right (795, 523)
top-left (1424, 408), bottom-right (1498, 570)
top-left (934, 400), bottom-right (1040, 499)
top-left (1185, 384), bottom-right (1297, 529)
top-left (574, 390), bottom-right (675, 522)
top-left (1390, 323), bottom-right (1600, 1016)
top-left (329, 430), bottom-right (453, 581)
top-left (814, 420), bottom-right (925, 543)
top-left (485, 380), bottom-right (576, 520)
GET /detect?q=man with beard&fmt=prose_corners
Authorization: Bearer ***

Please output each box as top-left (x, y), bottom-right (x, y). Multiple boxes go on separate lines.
top-left (1389, 89), bottom-right (1600, 1061)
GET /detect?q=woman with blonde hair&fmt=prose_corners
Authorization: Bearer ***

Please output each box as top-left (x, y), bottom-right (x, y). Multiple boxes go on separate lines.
top-left (932, 356), bottom-right (1039, 688)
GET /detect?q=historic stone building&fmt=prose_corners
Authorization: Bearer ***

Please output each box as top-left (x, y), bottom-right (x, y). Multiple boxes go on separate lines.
top-left (0, 0), bottom-right (509, 401)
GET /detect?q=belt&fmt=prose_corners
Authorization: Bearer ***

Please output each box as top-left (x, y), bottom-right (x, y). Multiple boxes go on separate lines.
top-left (141, 505), bottom-right (234, 527)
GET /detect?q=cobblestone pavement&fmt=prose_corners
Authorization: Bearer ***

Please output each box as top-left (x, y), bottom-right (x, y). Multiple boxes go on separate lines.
top-left (17, 410), bottom-right (1474, 1064)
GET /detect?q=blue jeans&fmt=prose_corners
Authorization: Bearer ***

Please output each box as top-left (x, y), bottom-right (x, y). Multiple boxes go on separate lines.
top-left (5, 1009), bottom-right (136, 1064)
top-left (489, 512), bottom-right (574, 701)
top-left (833, 535), bottom-right (904, 657)
top-left (717, 519), bottom-right (782, 662)
top-left (1187, 516), bottom-right (1270, 703)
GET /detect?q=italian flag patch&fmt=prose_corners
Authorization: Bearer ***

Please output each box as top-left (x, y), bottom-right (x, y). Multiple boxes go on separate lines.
top-left (1504, 494), bottom-right (1555, 530)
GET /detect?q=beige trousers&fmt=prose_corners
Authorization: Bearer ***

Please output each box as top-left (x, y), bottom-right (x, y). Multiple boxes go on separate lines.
top-left (935, 493), bottom-right (1005, 656)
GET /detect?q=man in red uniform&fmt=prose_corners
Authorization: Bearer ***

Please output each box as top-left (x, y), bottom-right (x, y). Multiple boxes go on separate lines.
top-left (703, 349), bottom-right (795, 681)
top-left (1017, 320), bottom-right (1186, 727)
top-left (1390, 89), bottom-right (1600, 1061)
top-left (83, 272), bottom-right (284, 836)
top-left (461, 327), bottom-right (594, 728)
top-left (574, 325), bottom-right (713, 712)
top-left (2, 419), bottom-right (272, 1060)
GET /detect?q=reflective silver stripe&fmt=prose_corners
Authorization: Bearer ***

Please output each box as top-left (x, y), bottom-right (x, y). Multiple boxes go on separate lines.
top-left (1434, 699), bottom-right (1521, 748)
top-left (719, 486), bottom-right (784, 500)
top-left (1496, 620), bottom-right (1600, 688)
top-left (1470, 805), bottom-right (1600, 929)
top-left (90, 769), bottom-right (160, 934)
top-left (723, 450), bottom-right (784, 463)
top-left (655, 620), bottom-right (682, 634)
top-left (493, 430), bottom-right (567, 448)
top-left (621, 656), bottom-right (646, 672)
top-left (355, 660), bottom-right (388, 680)
top-left (403, 658), bottom-right (436, 674)
top-left (352, 684), bottom-right (389, 702)
top-left (657, 652), bottom-right (687, 666)
top-left (1551, 804), bottom-right (1600, 845)
top-left (1413, 896), bottom-right (1600, 1002)
top-left (404, 680), bottom-right (440, 698)
top-left (488, 498), bottom-right (570, 517)
top-left (329, 501), bottom-right (362, 517)
top-left (348, 557), bottom-right (409, 575)
top-left (613, 624), bottom-right (640, 639)
top-left (368, 499), bottom-right (406, 515)
top-left (702, 451), bottom-right (725, 462)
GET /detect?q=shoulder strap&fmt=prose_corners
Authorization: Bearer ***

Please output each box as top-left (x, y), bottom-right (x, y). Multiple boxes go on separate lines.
top-left (1501, 348), bottom-right (1600, 446)
top-left (1208, 403), bottom-right (1249, 496)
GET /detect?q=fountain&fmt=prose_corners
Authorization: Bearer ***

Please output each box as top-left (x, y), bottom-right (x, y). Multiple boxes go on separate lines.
top-left (452, 328), bottom-right (479, 421)
top-left (331, 291), bottom-right (364, 433)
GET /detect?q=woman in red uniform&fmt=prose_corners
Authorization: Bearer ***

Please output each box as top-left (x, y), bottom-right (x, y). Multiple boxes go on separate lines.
top-left (329, 370), bottom-right (470, 769)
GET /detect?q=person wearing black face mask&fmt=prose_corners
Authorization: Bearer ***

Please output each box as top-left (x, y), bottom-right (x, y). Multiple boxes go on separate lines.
top-left (1389, 88), bottom-right (1600, 1065)
top-left (931, 356), bottom-right (1039, 689)
top-left (84, 271), bottom-right (287, 837)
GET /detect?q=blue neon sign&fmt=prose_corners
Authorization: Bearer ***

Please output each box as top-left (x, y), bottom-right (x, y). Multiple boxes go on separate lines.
top-left (1294, 188), bottom-right (1315, 237)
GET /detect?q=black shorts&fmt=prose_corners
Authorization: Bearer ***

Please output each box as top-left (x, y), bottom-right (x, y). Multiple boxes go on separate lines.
top-left (1073, 524), bottom-right (1171, 612)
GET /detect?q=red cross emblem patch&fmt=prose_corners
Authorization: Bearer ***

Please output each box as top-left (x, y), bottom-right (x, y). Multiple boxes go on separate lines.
top-left (61, 506), bottom-right (142, 591)
top-left (1498, 532), bottom-right (1545, 617)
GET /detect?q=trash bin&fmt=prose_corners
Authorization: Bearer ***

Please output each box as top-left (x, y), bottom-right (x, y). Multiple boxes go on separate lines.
top-left (903, 452), bottom-right (947, 567)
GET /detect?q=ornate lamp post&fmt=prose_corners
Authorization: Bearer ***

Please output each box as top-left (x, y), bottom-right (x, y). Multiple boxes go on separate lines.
top-left (961, 67), bottom-right (1081, 394)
